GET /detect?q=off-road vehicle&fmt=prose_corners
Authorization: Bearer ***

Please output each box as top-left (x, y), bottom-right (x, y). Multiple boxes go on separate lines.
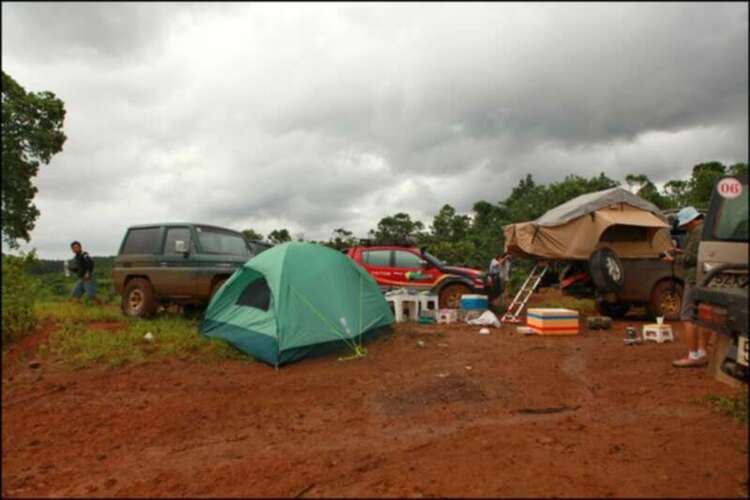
top-left (692, 175), bottom-right (748, 385)
top-left (113, 223), bottom-right (263, 317)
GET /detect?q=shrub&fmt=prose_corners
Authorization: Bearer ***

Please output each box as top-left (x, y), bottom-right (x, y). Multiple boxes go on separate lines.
top-left (2, 252), bottom-right (39, 343)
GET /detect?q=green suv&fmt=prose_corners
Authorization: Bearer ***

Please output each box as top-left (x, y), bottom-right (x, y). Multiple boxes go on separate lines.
top-left (113, 223), bottom-right (265, 317)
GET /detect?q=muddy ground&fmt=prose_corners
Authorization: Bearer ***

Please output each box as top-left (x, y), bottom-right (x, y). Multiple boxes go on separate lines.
top-left (2, 311), bottom-right (748, 498)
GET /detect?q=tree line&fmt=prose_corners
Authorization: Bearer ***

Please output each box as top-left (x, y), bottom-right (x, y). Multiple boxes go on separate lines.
top-left (245, 162), bottom-right (748, 269)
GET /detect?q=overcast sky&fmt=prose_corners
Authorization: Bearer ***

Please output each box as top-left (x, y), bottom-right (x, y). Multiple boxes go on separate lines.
top-left (2, 2), bottom-right (748, 258)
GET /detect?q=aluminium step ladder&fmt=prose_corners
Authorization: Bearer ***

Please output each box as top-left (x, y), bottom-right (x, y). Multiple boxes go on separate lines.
top-left (500, 263), bottom-right (550, 324)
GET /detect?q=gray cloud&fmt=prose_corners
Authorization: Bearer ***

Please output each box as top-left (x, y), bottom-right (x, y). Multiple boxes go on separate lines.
top-left (1, 2), bottom-right (747, 259)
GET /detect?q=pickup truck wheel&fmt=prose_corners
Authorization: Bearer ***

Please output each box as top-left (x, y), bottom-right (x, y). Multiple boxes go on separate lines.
top-left (122, 278), bottom-right (157, 318)
top-left (439, 283), bottom-right (470, 309)
top-left (648, 280), bottom-right (683, 320)
top-left (595, 301), bottom-right (630, 319)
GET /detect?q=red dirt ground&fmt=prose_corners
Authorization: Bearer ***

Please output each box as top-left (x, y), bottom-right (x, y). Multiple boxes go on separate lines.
top-left (2, 312), bottom-right (748, 498)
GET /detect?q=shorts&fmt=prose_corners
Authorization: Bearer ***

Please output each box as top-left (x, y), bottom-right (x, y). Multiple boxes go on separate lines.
top-left (72, 277), bottom-right (97, 300)
top-left (680, 283), bottom-right (696, 322)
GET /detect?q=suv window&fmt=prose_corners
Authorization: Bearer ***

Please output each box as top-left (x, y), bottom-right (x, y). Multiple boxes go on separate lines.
top-left (121, 227), bottom-right (160, 255)
top-left (164, 227), bottom-right (191, 255)
top-left (393, 250), bottom-right (423, 269)
top-left (196, 226), bottom-right (250, 257)
top-left (363, 250), bottom-right (391, 267)
top-left (713, 187), bottom-right (749, 241)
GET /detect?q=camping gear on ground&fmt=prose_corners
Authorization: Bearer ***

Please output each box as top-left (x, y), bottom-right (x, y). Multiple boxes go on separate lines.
top-left (437, 309), bottom-right (458, 324)
top-left (624, 325), bottom-right (642, 345)
top-left (386, 292), bottom-right (420, 322)
top-left (144, 332), bottom-right (154, 342)
top-left (459, 309), bottom-right (484, 322)
top-left (479, 327), bottom-right (490, 335)
top-left (503, 187), bottom-right (672, 261)
top-left (517, 326), bottom-right (535, 335)
top-left (586, 316), bottom-right (613, 330)
top-left (642, 324), bottom-right (674, 343)
top-left (526, 308), bottom-right (580, 335)
top-left (460, 294), bottom-right (489, 310)
top-left (201, 242), bottom-right (394, 366)
top-left (418, 316), bottom-right (436, 325)
top-left (501, 263), bottom-right (550, 323)
top-left (466, 310), bottom-right (501, 328)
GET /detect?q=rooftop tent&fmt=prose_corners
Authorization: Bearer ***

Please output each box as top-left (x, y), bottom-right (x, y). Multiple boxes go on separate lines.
top-left (201, 242), bottom-right (394, 366)
top-left (503, 187), bottom-right (672, 260)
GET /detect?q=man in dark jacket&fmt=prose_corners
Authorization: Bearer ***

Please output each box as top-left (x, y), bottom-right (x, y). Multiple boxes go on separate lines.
top-left (70, 241), bottom-right (97, 302)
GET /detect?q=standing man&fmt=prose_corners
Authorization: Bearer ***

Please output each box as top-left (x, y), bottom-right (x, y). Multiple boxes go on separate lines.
top-left (662, 207), bottom-right (707, 367)
top-left (489, 253), bottom-right (512, 301)
top-left (70, 240), bottom-right (97, 303)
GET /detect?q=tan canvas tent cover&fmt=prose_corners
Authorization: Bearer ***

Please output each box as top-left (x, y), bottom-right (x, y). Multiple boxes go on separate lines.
top-left (503, 187), bottom-right (672, 260)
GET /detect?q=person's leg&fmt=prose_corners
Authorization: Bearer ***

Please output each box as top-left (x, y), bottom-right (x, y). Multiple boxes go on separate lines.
top-left (673, 284), bottom-right (707, 367)
top-left (71, 280), bottom-right (84, 301)
top-left (84, 279), bottom-right (97, 303)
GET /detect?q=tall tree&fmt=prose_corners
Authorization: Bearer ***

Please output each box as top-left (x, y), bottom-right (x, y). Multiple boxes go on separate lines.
top-left (241, 228), bottom-right (264, 241)
top-left (1, 72), bottom-right (67, 248)
top-left (267, 229), bottom-right (291, 244)
top-left (369, 212), bottom-right (424, 244)
top-left (326, 227), bottom-right (356, 250)
top-left (728, 162), bottom-right (748, 178)
top-left (688, 161), bottom-right (726, 208)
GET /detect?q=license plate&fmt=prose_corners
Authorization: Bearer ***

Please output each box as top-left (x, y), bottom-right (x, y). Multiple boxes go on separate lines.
top-left (738, 337), bottom-right (749, 367)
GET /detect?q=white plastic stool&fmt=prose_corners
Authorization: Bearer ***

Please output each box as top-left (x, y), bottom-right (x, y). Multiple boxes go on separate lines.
top-left (437, 309), bottom-right (458, 324)
top-left (386, 295), bottom-right (420, 322)
top-left (642, 324), bottom-right (674, 343)
top-left (417, 294), bottom-right (439, 316)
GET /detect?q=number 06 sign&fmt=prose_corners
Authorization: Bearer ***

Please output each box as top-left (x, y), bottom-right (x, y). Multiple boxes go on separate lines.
top-left (716, 178), bottom-right (743, 199)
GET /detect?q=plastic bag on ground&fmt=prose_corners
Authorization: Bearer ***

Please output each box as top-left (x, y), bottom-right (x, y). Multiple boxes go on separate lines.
top-left (466, 310), bottom-right (500, 327)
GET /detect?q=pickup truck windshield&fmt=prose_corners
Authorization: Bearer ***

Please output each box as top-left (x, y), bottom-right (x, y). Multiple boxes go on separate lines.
top-left (713, 186), bottom-right (749, 242)
top-left (197, 227), bottom-right (250, 256)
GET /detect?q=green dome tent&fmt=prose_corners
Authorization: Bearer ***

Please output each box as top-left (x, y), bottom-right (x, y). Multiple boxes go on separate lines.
top-left (201, 242), bottom-right (394, 366)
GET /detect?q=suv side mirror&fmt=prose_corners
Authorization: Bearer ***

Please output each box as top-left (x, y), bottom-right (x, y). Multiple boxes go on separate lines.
top-left (174, 240), bottom-right (189, 255)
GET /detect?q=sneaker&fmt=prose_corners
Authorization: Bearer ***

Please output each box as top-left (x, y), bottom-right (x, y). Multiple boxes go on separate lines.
top-left (672, 356), bottom-right (708, 368)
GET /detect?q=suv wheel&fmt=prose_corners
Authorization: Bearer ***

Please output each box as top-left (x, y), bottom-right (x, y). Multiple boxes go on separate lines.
top-left (122, 278), bottom-right (157, 318)
top-left (439, 283), bottom-right (470, 309)
top-left (648, 279), bottom-right (683, 320)
top-left (595, 300), bottom-right (630, 319)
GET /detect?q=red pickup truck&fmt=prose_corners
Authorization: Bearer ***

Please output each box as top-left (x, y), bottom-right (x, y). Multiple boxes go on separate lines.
top-left (345, 245), bottom-right (489, 308)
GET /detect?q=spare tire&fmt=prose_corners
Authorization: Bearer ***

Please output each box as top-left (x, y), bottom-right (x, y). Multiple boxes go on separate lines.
top-left (589, 248), bottom-right (624, 293)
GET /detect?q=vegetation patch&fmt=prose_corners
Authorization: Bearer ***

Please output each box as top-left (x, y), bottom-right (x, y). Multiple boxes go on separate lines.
top-left (2, 253), bottom-right (39, 345)
top-left (48, 313), bottom-right (248, 369)
top-left (705, 392), bottom-right (749, 424)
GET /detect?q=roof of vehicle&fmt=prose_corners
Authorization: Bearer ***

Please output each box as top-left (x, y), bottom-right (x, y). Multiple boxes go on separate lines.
top-left (126, 223), bottom-right (244, 234)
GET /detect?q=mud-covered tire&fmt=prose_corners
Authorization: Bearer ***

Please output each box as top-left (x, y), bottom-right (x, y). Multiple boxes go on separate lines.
top-left (648, 280), bottom-right (683, 320)
top-left (438, 283), bottom-right (471, 309)
top-left (589, 248), bottom-right (625, 293)
top-left (595, 300), bottom-right (630, 319)
top-left (121, 278), bottom-right (157, 318)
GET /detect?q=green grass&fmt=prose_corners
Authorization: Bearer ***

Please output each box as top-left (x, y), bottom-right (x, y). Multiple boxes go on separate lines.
top-left (705, 392), bottom-right (749, 424)
top-left (35, 300), bottom-right (123, 324)
top-left (33, 299), bottom-right (250, 369)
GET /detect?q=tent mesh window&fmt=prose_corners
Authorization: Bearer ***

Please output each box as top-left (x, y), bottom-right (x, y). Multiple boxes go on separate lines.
top-left (236, 276), bottom-right (271, 311)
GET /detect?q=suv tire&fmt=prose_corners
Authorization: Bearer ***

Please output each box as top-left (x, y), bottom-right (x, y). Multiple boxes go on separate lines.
top-left (439, 283), bottom-right (470, 309)
top-left (595, 300), bottom-right (630, 319)
top-left (648, 279), bottom-right (683, 320)
top-left (589, 248), bottom-right (625, 292)
top-left (122, 278), bottom-right (157, 318)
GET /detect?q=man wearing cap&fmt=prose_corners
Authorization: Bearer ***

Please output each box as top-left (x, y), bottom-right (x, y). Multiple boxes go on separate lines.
top-left (69, 240), bottom-right (98, 303)
top-left (662, 207), bottom-right (707, 367)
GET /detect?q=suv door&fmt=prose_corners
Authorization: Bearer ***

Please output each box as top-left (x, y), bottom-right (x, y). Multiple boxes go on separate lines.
top-left (360, 249), bottom-right (394, 287)
top-left (149, 226), bottom-right (198, 298)
top-left (392, 249), bottom-right (438, 289)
